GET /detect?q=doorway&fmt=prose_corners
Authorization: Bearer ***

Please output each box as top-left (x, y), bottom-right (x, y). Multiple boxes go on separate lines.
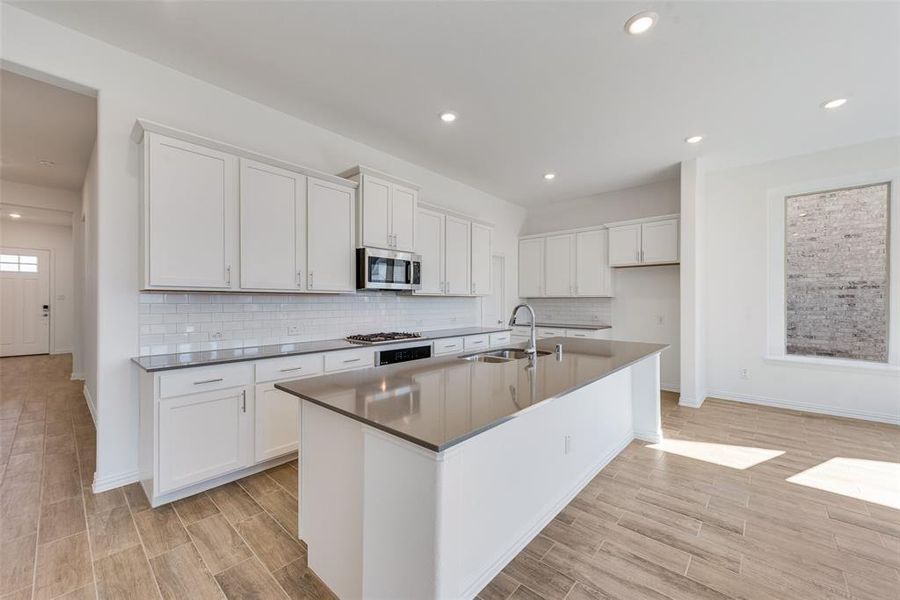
top-left (0, 247), bottom-right (51, 356)
top-left (482, 254), bottom-right (506, 327)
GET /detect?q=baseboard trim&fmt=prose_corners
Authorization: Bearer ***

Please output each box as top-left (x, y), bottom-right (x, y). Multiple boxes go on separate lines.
top-left (93, 469), bottom-right (140, 493)
top-left (678, 394), bottom-right (706, 408)
top-left (661, 383), bottom-right (680, 393)
top-left (708, 390), bottom-right (900, 425)
top-left (461, 430), bottom-right (634, 600)
top-left (70, 372), bottom-right (85, 381)
top-left (82, 384), bottom-right (96, 426)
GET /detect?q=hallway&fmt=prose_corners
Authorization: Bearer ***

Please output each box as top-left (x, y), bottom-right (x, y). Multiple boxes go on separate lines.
top-left (0, 355), bottom-right (331, 599)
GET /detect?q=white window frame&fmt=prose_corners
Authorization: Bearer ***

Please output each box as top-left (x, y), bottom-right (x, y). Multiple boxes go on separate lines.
top-left (765, 169), bottom-right (900, 374)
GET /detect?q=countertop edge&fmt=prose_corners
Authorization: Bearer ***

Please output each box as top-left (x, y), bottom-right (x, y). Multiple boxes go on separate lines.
top-left (276, 342), bottom-right (669, 453)
top-left (132, 326), bottom-right (512, 372)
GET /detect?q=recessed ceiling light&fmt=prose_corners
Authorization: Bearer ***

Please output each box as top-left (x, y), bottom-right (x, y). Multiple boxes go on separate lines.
top-left (38, 159), bottom-right (55, 167)
top-left (822, 98), bottom-right (847, 110)
top-left (543, 172), bottom-right (556, 181)
top-left (625, 11), bottom-right (658, 35)
top-left (685, 135), bottom-right (704, 144)
top-left (9, 213), bottom-right (22, 219)
top-left (439, 111), bottom-right (457, 123)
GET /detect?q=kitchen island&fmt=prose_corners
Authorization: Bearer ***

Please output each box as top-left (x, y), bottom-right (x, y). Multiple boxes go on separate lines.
top-left (276, 338), bottom-right (667, 600)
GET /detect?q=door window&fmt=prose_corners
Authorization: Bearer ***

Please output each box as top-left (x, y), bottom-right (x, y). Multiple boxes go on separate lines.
top-left (0, 254), bottom-right (38, 273)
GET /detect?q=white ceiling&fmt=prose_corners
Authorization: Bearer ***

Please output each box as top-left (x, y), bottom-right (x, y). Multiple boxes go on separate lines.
top-left (12, 1), bottom-right (900, 206)
top-left (0, 69), bottom-right (97, 191)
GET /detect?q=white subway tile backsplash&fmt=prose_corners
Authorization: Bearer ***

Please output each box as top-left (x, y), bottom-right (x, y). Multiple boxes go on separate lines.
top-left (138, 290), bottom-right (481, 355)
top-left (526, 298), bottom-right (612, 326)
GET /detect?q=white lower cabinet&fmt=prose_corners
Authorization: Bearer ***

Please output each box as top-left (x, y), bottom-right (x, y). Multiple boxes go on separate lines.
top-left (489, 331), bottom-right (511, 348)
top-left (254, 384), bottom-right (300, 463)
top-left (433, 337), bottom-right (464, 355)
top-left (565, 328), bottom-right (611, 340)
top-left (157, 384), bottom-right (253, 495)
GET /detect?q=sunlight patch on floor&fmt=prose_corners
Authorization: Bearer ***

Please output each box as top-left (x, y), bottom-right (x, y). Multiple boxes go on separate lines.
top-left (646, 439), bottom-right (785, 469)
top-left (787, 457), bottom-right (900, 510)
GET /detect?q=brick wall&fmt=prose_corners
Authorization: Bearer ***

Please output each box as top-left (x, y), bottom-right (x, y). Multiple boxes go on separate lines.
top-left (785, 182), bottom-right (889, 362)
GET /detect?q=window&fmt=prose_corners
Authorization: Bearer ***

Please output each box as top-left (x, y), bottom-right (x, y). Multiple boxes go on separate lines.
top-left (784, 183), bottom-right (889, 363)
top-left (0, 254), bottom-right (38, 273)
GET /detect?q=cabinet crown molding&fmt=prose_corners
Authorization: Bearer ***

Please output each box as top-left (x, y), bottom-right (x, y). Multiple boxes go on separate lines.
top-left (131, 119), bottom-right (358, 189)
top-left (419, 201), bottom-right (494, 228)
top-left (337, 165), bottom-right (421, 190)
top-left (604, 213), bottom-right (680, 229)
top-left (519, 224), bottom-right (608, 240)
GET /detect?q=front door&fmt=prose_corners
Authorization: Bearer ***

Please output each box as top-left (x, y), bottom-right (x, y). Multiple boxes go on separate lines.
top-left (0, 248), bottom-right (51, 357)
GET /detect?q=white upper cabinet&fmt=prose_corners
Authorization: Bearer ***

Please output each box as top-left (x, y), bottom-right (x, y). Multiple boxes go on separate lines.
top-left (470, 222), bottom-right (492, 296)
top-left (341, 167), bottom-right (418, 252)
top-left (641, 219), bottom-right (679, 264)
top-left (608, 224), bottom-right (642, 267)
top-left (518, 237), bottom-right (545, 298)
top-left (143, 133), bottom-right (238, 289)
top-left (544, 234), bottom-right (575, 297)
top-left (360, 174), bottom-right (392, 250)
top-left (444, 216), bottom-right (471, 296)
top-left (307, 178), bottom-right (356, 292)
top-left (391, 185), bottom-right (417, 253)
top-left (575, 229), bottom-right (612, 296)
top-left (415, 208), bottom-right (445, 295)
top-left (134, 121), bottom-right (358, 294)
top-left (519, 228), bottom-right (614, 298)
top-left (239, 160), bottom-right (306, 291)
top-left (608, 216), bottom-right (679, 267)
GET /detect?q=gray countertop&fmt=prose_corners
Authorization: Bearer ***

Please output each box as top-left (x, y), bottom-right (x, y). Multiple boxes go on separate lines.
top-left (276, 338), bottom-right (667, 452)
top-left (131, 326), bottom-right (511, 372)
top-left (514, 322), bottom-right (612, 331)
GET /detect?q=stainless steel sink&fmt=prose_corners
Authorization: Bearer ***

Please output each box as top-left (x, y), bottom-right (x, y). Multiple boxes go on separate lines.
top-left (460, 348), bottom-right (551, 363)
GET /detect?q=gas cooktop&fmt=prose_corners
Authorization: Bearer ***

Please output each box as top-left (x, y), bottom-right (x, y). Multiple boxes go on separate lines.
top-left (346, 332), bottom-right (423, 345)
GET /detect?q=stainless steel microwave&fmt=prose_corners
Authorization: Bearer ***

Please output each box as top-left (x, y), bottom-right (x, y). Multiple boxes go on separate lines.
top-left (356, 247), bottom-right (421, 291)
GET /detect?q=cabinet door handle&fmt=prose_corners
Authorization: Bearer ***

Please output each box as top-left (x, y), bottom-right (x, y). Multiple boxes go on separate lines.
top-left (343, 357), bottom-right (361, 364)
top-left (280, 366), bottom-right (303, 372)
top-left (194, 378), bottom-right (223, 385)
top-left (308, 271), bottom-right (314, 288)
top-left (241, 390), bottom-right (247, 413)
top-left (297, 271), bottom-right (303, 287)
top-left (225, 265), bottom-right (232, 286)
top-left (640, 248), bottom-right (644, 262)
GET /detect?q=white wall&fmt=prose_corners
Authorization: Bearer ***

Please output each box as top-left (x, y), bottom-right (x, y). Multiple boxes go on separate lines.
top-left (679, 159), bottom-right (706, 407)
top-left (704, 137), bottom-right (900, 423)
top-left (78, 144), bottom-right (98, 414)
top-left (521, 179), bottom-right (681, 390)
top-left (521, 179), bottom-right (679, 235)
top-left (1, 5), bottom-right (527, 489)
top-left (0, 179), bottom-right (79, 355)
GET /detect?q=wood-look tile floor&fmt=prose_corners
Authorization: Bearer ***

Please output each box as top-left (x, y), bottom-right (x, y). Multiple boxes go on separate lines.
top-left (0, 354), bottom-right (334, 600)
top-left (3, 355), bottom-right (898, 599)
top-left (478, 391), bottom-right (900, 600)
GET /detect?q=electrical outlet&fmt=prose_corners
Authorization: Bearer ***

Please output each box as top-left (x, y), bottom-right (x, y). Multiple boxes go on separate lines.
top-left (288, 325), bottom-right (300, 335)
top-left (210, 330), bottom-right (224, 340)
top-left (739, 368), bottom-right (750, 380)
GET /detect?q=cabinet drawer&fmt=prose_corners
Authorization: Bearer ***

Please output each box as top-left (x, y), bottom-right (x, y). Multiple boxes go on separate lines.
top-left (324, 347), bottom-right (375, 372)
top-left (159, 363), bottom-right (253, 399)
top-left (489, 331), bottom-right (511, 347)
top-left (464, 335), bottom-right (490, 350)
top-left (256, 354), bottom-right (324, 383)
top-left (536, 327), bottom-right (566, 339)
top-left (433, 337), bottom-right (464, 355)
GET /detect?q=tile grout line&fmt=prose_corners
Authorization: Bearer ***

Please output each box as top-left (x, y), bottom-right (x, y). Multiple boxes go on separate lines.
top-left (202, 485), bottom-right (292, 599)
top-left (72, 407), bottom-right (101, 600)
top-left (122, 486), bottom-right (165, 599)
top-left (169, 494), bottom-right (230, 599)
top-left (27, 393), bottom-right (49, 600)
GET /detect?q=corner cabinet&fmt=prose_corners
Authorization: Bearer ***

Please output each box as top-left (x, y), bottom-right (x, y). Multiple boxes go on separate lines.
top-left (519, 228), bottom-right (613, 298)
top-left (339, 166), bottom-right (418, 253)
top-left (133, 120), bottom-right (357, 293)
top-left (414, 204), bottom-right (492, 297)
top-left (607, 216), bottom-right (679, 267)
